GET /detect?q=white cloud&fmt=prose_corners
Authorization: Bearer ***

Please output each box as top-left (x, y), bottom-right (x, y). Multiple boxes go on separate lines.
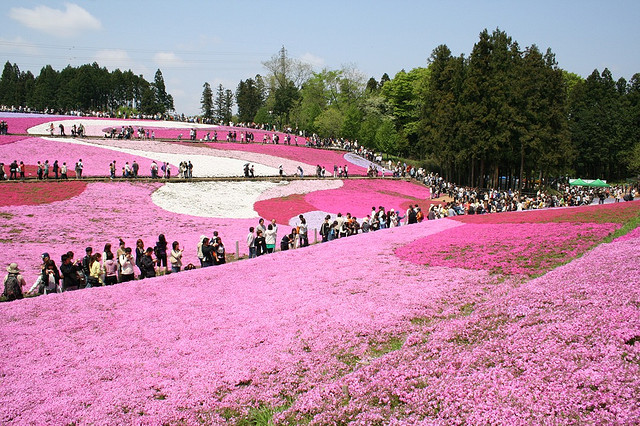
top-left (300, 52), bottom-right (325, 68)
top-left (9, 3), bottom-right (102, 38)
top-left (154, 52), bottom-right (184, 67)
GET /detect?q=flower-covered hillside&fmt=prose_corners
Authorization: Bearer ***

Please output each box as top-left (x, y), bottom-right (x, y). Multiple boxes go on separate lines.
top-left (202, 141), bottom-right (370, 176)
top-left (1, 211), bottom-right (639, 424)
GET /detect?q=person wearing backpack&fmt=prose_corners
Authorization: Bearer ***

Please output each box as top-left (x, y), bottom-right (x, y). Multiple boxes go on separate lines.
top-left (3, 263), bottom-right (25, 301)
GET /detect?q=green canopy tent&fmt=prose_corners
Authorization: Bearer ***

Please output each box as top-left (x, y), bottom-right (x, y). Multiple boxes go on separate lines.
top-left (589, 179), bottom-right (610, 187)
top-left (570, 178), bottom-right (589, 186)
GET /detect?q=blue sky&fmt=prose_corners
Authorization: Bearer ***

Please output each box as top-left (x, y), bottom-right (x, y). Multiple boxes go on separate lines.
top-left (1, 1), bottom-right (639, 115)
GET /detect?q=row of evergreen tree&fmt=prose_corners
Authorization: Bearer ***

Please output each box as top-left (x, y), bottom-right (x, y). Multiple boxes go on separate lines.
top-left (0, 62), bottom-right (174, 116)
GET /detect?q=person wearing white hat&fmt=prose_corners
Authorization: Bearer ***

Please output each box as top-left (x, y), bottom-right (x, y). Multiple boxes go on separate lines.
top-left (3, 263), bottom-right (26, 301)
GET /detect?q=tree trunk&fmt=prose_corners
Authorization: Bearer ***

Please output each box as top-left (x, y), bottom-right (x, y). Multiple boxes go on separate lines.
top-left (470, 158), bottom-right (475, 188)
top-left (519, 144), bottom-right (525, 191)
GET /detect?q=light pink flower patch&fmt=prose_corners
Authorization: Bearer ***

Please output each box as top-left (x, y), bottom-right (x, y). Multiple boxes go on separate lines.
top-left (395, 221), bottom-right (619, 275)
top-left (0, 219), bottom-right (468, 425)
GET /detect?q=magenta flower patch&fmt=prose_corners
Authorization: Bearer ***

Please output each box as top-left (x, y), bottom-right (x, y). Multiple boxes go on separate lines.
top-left (304, 179), bottom-right (431, 217)
top-left (395, 221), bottom-right (620, 275)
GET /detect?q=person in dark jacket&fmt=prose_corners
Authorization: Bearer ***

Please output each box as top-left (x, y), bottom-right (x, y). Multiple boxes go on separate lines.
top-left (155, 234), bottom-right (168, 275)
top-left (280, 234), bottom-right (291, 251)
top-left (81, 247), bottom-right (92, 284)
top-left (201, 238), bottom-right (214, 267)
top-left (135, 239), bottom-right (145, 278)
top-left (255, 230), bottom-right (267, 256)
top-left (60, 253), bottom-right (82, 291)
top-left (140, 247), bottom-right (156, 278)
top-left (214, 237), bottom-right (226, 265)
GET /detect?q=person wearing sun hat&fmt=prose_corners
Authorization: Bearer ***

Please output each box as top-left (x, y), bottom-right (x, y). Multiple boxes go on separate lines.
top-left (3, 263), bottom-right (26, 301)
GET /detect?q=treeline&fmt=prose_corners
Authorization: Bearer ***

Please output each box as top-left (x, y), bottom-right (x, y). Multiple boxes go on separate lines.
top-left (0, 62), bottom-right (174, 116)
top-left (231, 30), bottom-right (640, 186)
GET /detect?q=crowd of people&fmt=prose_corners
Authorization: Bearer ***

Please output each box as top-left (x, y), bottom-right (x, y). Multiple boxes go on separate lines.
top-left (104, 125), bottom-right (153, 140)
top-left (2, 236), bottom-right (195, 301)
top-left (0, 159), bottom-right (84, 180)
top-left (0, 157), bottom-right (200, 180)
top-left (423, 174), bottom-right (638, 215)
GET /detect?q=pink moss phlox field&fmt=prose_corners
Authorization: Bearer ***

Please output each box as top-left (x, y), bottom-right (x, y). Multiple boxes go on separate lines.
top-left (395, 221), bottom-right (619, 276)
top-left (0, 219), bottom-right (472, 425)
top-left (2, 113), bottom-right (372, 176)
top-left (254, 194), bottom-right (319, 225)
top-left (71, 137), bottom-right (314, 176)
top-left (0, 135), bottom-right (30, 146)
top-left (2, 217), bottom-right (639, 424)
top-left (254, 179), bottom-right (430, 226)
top-left (275, 235), bottom-right (640, 425)
top-left (0, 137), bottom-right (164, 177)
top-left (255, 180), bottom-right (343, 202)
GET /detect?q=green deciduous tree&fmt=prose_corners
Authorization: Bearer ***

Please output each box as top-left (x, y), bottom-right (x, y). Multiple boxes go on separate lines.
top-left (314, 107), bottom-right (343, 138)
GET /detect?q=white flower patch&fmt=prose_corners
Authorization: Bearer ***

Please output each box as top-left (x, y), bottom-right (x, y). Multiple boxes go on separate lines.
top-left (152, 181), bottom-right (280, 218)
top-left (256, 179), bottom-right (344, 201)
top-left (28, 119), bottom-right (218, 136)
